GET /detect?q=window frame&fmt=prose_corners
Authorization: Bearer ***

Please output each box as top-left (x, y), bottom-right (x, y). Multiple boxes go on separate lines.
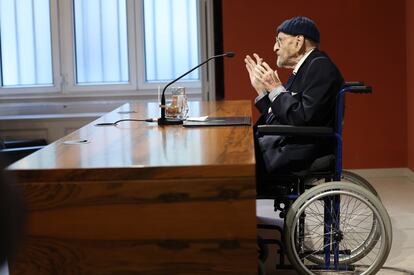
top-left (0, 0), bottom-right (61, 95)
top-left (59, 0), bottom-right (137, 95)
top-left (0, 0), bottom-right (215, 100)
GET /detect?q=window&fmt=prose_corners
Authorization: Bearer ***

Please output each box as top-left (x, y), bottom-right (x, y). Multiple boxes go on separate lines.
top-left (73, 0), bottom-right (129, 84)
top-left (143, 0), bottom-right (199, 82)
top-left (0, 0), bottom-right (214, 97)
top-left (0, 0), bottom-right (53, 87)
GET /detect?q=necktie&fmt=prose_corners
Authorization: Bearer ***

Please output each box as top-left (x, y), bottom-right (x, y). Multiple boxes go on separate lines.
top-left (265, 112), bottom-right (275, 124)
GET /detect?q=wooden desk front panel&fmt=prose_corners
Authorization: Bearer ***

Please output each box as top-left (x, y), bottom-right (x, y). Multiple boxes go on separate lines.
top-left (9, 101), bottom-right (257, 274)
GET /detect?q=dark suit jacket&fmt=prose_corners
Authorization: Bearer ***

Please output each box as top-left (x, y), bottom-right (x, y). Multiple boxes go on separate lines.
top-left (255, 49), bottom-right (344, 173)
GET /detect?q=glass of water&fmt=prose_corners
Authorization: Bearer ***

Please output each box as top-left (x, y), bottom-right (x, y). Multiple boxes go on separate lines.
top-left (166, 87), bottom-right (189, 120)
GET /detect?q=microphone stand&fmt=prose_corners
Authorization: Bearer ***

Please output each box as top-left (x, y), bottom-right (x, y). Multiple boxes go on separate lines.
top-left (158, 52), bottom-right (234, 125)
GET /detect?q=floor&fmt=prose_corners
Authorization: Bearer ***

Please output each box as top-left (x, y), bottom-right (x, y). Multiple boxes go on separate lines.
top-left (257, 170), bottom-right (414, 274)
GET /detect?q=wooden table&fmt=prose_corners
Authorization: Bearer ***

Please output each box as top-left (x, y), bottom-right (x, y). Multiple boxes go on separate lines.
top-left (8, 100), bottom-right (257, 274)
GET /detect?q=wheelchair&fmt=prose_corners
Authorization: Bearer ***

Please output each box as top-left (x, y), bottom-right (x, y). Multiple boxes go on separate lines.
top-left (256, 82), bottom-right (392, 274)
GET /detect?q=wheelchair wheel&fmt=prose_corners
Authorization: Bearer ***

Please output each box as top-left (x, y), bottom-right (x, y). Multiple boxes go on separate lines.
top-left (305, 172), bottom-right (381, 265)
top-left (309, 170), bottom-right (379, 198)
top-left (341, 170), bottom-right (379, 198)
top-left (284, 182), bottom-right (392, 274)
top-left (309, 171), bottom-right (384, 265)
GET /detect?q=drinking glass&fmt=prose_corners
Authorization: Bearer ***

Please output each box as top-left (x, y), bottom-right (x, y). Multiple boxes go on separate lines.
top-left (165, 87), bottom-right (189, 120)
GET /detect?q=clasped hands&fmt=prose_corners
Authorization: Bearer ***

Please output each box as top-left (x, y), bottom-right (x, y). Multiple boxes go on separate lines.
top-left (245, 53), bottom-right (282, 95)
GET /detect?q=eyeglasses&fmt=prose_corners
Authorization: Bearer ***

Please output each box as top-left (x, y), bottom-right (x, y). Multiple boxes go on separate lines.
top-left (275, 34), bottom-right (301, 47)
top-left (275, 36), bottom-right (288, 47)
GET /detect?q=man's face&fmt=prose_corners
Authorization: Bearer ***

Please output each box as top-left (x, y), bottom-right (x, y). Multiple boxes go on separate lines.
top-left (273, 32), bottom-right (299, 68)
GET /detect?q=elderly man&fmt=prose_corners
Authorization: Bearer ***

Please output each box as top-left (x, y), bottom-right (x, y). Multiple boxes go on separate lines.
top-left (245, 16), bottom-right (344, 176)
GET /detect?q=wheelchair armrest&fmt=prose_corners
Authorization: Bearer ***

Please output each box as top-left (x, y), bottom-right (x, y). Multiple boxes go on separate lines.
top-left (257, 125), bottom-right (334, 136)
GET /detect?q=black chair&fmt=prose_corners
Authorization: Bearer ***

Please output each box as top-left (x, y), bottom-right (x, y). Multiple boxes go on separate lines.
top-left (0, 137), bottom-right (47, 166)
top-left (256, 83), bottom-right (392, 274)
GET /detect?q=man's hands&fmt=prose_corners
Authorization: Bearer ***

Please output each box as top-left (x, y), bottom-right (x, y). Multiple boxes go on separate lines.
top-left (245, 53), bottom-right (282, 95)
top-left (245, 54), bottom-right (266, 94)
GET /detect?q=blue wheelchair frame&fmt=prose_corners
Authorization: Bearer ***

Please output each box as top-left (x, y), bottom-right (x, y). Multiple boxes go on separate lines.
top-left (331, 83), bottom-right (373, 269)
top-left (256, 82), bottom-right (372, 271)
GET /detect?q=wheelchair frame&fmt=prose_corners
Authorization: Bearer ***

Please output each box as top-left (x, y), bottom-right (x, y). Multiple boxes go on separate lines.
top-left (256, 82), bottom-right (392, 274)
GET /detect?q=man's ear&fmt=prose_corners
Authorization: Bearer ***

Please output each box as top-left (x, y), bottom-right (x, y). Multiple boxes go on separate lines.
top-left (296, 35), bottom-right (305, 51)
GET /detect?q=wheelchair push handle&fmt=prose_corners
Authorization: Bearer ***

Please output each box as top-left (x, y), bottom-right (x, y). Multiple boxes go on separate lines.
top-left (344, 81), bottom-right (365, 86)
top-left (342, 82), bottom-right (372, 94)
top-left (347, 85), bottom-right (372, 94)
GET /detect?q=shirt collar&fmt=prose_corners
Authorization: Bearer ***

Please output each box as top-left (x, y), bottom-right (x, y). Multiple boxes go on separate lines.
top-left (293, 48), bottom-right (316, 75)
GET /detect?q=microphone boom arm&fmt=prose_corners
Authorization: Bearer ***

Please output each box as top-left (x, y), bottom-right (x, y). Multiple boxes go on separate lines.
top-left (158, 52), bottom-right (233, 125)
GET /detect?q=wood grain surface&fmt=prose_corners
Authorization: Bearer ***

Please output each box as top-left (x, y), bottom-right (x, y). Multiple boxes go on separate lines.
top-left (8, 101), bottom-right (255, 175)
top-left (8, 100), bottom-right (257, 274)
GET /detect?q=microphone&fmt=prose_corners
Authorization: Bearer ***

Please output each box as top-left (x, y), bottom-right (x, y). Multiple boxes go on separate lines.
top-left (158, 52), bottom-right (235, 125)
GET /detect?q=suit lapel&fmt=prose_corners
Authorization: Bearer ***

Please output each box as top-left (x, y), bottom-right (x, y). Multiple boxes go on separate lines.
top-left (286, 49), bottom-right (324, 96)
